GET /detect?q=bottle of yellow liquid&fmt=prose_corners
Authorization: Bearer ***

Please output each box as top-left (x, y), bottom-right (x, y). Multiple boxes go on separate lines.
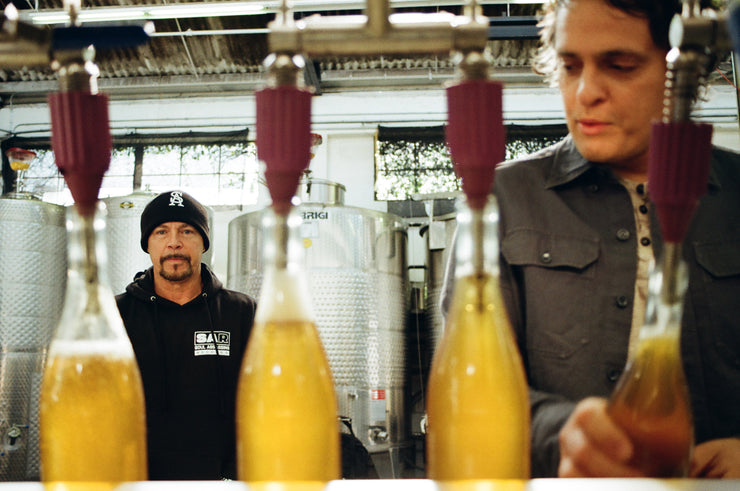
top-left (607, 245), bottom-right (693, 477)
top-left (236, 207), bottom-right (340, 482)
top-left (39, 203), bottom-right (147, 482)
top-left (426, 196), bottom-right (530, 480)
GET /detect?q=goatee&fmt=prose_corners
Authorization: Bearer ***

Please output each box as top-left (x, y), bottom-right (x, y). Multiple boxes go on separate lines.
top-left (159, 254), bottom-right (194, 282)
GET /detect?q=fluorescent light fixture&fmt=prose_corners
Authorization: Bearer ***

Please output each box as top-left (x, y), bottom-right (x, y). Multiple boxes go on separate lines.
top-left (21, 2), bottom-right (266, 25)
top-left (19, 0), bottom-right (543, 26)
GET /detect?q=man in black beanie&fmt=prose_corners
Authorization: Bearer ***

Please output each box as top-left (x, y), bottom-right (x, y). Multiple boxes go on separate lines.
top-left (116, 190), bottom-right (256, 480)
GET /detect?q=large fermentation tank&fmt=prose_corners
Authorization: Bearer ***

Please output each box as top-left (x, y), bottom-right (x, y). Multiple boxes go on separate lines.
top-left (228, 179), bottom-right (409, 456)
top-left (0, 194), bottom-right (66, 480)
top-left (102, 191), bottom-right (214, 295)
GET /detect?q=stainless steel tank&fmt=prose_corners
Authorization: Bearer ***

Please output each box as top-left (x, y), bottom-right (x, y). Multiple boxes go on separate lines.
top-left (0, 194), bottom-right (66, 480)
top-left (424, 213), bottom-right (457, 350)
top-left (102, 191), bottom-right (214, 295)
top-left (227, 179), bottom-right (409, 456)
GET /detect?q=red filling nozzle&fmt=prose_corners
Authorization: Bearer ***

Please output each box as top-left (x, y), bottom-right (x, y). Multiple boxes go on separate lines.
top-left (48, 91), bottom-right (112, 217)
top-left (648, 122), bottom-right (713, 244)
top-left (446, 80), bottom-right (505, 210)
top-left (256, 86), bottom-right (313, 215)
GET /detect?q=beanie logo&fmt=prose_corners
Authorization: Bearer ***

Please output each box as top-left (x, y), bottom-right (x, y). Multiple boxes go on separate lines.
top-left (169, 191), bottom-right (185, 207)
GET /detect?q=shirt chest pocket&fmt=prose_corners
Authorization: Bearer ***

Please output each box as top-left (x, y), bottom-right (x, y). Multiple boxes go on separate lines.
top-left (502, 229), bottom-right (600, 275)
top-left (695, 240), bottom-right (740, 278)
top-left (502, 229), bottom-right (606, 396)
top-left (693, 240), bottom-right (740, 362)
top-left (502, 229), bottom-right (601, 356)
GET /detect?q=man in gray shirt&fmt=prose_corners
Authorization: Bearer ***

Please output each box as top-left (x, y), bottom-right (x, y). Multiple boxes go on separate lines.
top-left (442, 0), bottom-right (740, 478)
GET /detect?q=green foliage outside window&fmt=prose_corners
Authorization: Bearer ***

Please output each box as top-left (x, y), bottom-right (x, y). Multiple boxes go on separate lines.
top-left (374, 125), bottom-right (567, 201)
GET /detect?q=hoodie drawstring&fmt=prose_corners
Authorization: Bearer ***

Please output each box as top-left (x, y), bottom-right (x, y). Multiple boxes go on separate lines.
top-left (203, 293), bottom-right (227, 415)
top-left (150, 296), bottom-right (171, 412)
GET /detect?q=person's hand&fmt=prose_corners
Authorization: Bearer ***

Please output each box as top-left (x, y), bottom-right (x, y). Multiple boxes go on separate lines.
top-left (558, 397), bottom-right (645, 478)
top-left (690, 438), bottom-right (740, 478)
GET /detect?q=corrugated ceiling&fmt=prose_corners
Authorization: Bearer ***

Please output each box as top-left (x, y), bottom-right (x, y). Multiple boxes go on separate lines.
top-left (1, 1), bottom-right (545, 104)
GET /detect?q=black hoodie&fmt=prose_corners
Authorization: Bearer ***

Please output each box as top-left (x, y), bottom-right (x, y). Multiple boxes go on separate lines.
top-left (116, 264), bottom-right (256, 480)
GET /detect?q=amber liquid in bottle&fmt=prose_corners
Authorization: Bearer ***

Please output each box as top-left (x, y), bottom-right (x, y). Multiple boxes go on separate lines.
top-left (40, 343), bottom-right (148, 481)
top-left (607, 250), bottom-right (693, 477)
top-left (426, 197), bottom-right (530, 480)
top-left (236, 209), bottom-right (340, 482)
top-left (39, 205), bottom-right (147, 482)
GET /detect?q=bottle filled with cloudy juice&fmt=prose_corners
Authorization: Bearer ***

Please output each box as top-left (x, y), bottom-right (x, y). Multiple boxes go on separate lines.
top-left (39, 203), bottom-right (147, 481)
top-left (236, 207), bottom-right (340, 481)
top-left (426, 196), bottom-right (530, 480)
top-left (607, 246), bottom-right (693, 477)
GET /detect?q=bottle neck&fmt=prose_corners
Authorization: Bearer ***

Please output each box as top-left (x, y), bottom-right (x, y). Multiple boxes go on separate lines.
top-left (54, 203), bottom-right (127, 344)
top-left (640, 243), bottom-right (688, 339)
top-left (255, 206), bottom-right (315, 324)
top-left (66, 205), bottom-right (111, 310)
top-left (454, 196), bottom-right (500, 278)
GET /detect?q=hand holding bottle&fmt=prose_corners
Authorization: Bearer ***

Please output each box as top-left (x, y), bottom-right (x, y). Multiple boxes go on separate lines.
top-left (690, 438), bottom-right (740, 478)
top-left (558, 397), bottom-right (646, 478)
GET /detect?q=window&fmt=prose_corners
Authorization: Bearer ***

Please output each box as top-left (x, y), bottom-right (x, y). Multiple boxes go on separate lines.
top-left (375, 124), bottom-right (568, 201)
top-left (2, 130), bottom-right (260, 207)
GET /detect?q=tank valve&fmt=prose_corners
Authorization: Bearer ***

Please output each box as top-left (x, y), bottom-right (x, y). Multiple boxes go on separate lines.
top-left (6, 425), bottom-right (23, 446)
top-left (368, 425), bottom-right (389, 443)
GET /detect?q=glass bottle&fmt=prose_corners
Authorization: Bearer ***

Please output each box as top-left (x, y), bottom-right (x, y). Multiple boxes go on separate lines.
top-left (607, 243), bottom-right (693, 477)
top-left (426, 196), bottom-right (530, 480)
top-left (236, 207), bottom-right (340, 481)
top-left (39, 203), bottom-right (147, 482)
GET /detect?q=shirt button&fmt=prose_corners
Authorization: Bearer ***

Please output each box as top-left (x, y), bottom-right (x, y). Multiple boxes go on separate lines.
top-left (640, 237), bottom-right (651, 246)
top-left (589, 184), bottom-right (599, 193)
top-left (607, 368), bottom-right (622, 382)
top-left (639, 204), bottom-right (648, 214)
top-left (616, 229), bottom-right (630, 241)
top-left (636, 183), bottom-right (645, 195)
top-left (616, 295), bottom-right (629, 308)
top-left (540, 252), bottom-right (552, 264)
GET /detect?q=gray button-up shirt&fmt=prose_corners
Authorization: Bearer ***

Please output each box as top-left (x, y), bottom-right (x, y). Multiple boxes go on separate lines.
top-left (441, 135), bottom-right (740, 477)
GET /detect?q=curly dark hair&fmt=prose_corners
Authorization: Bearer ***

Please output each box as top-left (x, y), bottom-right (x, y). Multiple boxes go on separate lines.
top-left (533, 0), bottom-right (683, 83)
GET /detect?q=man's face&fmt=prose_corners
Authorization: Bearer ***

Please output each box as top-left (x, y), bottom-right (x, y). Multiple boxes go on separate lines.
top-left (147, 221), bottom-right (204, 283)
top-left (554, 0), bottom-right (667, 180)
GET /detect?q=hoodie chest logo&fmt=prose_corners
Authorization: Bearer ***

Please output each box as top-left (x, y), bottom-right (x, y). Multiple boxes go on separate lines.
top-left (194, 331), bottom-right (230, 357)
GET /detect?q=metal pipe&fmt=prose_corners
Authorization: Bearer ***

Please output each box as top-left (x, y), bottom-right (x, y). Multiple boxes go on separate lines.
top-left (365, 0), bottom-right (391, 37)
top-left (660, 242), bottom-right (683, 305)
top-left (273, 211), bottom-right (290, 269)
top-left (269, 0), bottom-right (489, 58)
top-left (471, 207), bottom-right (484, 276)
top-left (82, 213), bottom-right (101, 314)
top-left (264, 52), bottom-right (304, 87)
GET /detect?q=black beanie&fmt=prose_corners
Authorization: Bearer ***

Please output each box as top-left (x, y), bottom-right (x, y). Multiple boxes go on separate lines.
top-left (140, 190), bottom-right (210, 252)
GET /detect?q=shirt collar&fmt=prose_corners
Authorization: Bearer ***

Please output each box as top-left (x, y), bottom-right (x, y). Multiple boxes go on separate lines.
top-left (544, 135), bottom-right (598, 189)
top-left (543, 134), bottom-right (722, 192)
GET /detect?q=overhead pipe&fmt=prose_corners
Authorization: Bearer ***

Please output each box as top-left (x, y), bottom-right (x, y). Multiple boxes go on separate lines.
top-left (268, 0), bottom-right (489, 56)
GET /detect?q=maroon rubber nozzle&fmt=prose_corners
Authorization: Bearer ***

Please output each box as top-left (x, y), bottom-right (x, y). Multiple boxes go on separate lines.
top-left (446, 80), bottom-right (505, 210)
top-left (648, 122), bottom-right (713, 244)
top-left (256, 86), bottom-right (313, 215)
top-left (48, 91), bottom-right (112, 217)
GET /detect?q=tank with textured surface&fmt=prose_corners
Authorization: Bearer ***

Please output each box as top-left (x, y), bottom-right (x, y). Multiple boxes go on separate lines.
top-left (0, 194), bottom-right (66, 480)
top-left (229, 179), bottom-right (408, 460)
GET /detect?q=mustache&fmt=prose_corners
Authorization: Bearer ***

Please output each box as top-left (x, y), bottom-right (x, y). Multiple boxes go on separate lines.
top-left (160, 253), bottom-right (191, 265)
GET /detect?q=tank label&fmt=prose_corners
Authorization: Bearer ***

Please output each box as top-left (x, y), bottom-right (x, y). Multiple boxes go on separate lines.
top-left (302, 211), bottom-right (329, 220)
top-left (194, 331), bottom-right (231, 356)
top-left (370, 389), bottom-right (386, 422)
